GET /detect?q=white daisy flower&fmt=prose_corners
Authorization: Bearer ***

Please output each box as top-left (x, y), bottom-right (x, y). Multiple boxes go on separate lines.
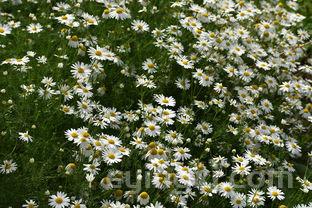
top-left (70, 62), bottom-right (91, 80)
top-left (22, 199), bottom-right (38, 208)
top-left (176, 55), bottom-right (194, 69)
top-left (26, 23), bottom-right (43, 33)
top-left (0, 24), bottom-right (12, 36)
top-left (267, 186), bottom-right (285, 201)
top-left (173, 147), bottom-right (191, 161)
top-left (137, 192), bottom-right (150, 205)
top-left (142, 58), bottom-right (157, 73)
top-left (48, 192), bottom-right (70, 208)
top-left (0, 159), bottom-right (17, 174)
top-left (102, 148), bottom-right (122, 165)
top-left (219, 182), bottom-right (235, 198)
top-left (70, 199), bottom-right (86, 208)
top-left (131, 20), bottom-right (150, 32)
top-left (109, 7), bottom-right (131, 20)
top-left (154, 94), bottom-right (176, 107)
top-left (18, 131), bottom-right (33, 143)
top-left (145, 121), bottom-right (161, 137)
top-left (88, 46), bottom-right (115, 61)
top-left (230, 193), bottom-right (247, 208)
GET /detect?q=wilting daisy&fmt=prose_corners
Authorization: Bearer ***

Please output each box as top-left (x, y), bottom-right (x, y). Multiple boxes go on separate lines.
top-left (65, 163), bottom-right (76, 175)
top-left (22, 199), bottom-right (38, 208)
top-left (10, 56), bottom-right (30, 66)
top-left (48, 192), bottom-right (70, 208)
top-left (18, 131), bottom-right (33, 143)
top-left (70, 199), bottom-right (86, 208)
top-left (247, 189), bottom-right (265, 207)
top-left (0, 160), bottom-right (17, 174)
top-left (67, 35), bottom-right (79, 48)
top-left (100, 176), bottom-right (113, 190)
top-left (175, 77), bottom-right (191, 90)
top-left (146, 202), bottom-right (164, 208)
top-left (137, 192), bottom-right (150, 205)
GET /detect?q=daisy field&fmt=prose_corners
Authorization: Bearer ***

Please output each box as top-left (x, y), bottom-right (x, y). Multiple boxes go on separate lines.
top-left (0, 0), bottom-right (312, 208)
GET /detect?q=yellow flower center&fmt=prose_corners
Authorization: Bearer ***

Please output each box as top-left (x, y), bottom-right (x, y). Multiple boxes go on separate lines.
top-left (102, 177), bottom-right (111, 184)
top-left (140, 192), bottom-right (149, 199)
top-left (271, 191), bottom-right (279, 197)
top-left (87, 19), bottom-right (94, 24)
top-left (70, 35), bottom-right (78, 41)
top-left (77, 67), bottom-right (84, 73)
top-left (178, 149), bottom-right (185, 154)
top-left (63, 106), bottom-right (70, 112)
top-left (83, 132), bottom-right (90, 138)
top-left (108, 139), bottom-right (115, 144)
top-left (182, 175), bottom-right (189, 180)
top-left (148, 125), bottom-right (155, 131)
top-left (147, 63), bottom-right (155, 68)
top-left (157, 149), bottom-right (164, 155)
top-left (150, 148), bottom-right (157, 155)
top-left (94, 140), bottom-right (101, 146)
top-left (252, 197), bottom-right (260, 204)
top-left (4, 163), bottom-right (11, 169)
top-left (236, 199), bottom-right (242, 204)
top-left (182, 60), bottom-right (188, 65)
top-left (197, 163), bottom-right (204, 170)
top-left (239, 166), bottom-right (245, 171)
top-left (55, 197), bottom-right (63, 204)
top-left (115, 8), bottom-right (124, 14)
top-left (203, 186), bottom-right (211, 192)
top-left (224, 186), bottom-right (232, 192)
top-left (115, 189), bottom-right (123, 197)
top-left (118, 147), bottom-right (126, 152)
top-left (108, 153), bottom-right (116, 159)
top-left (95, 50), bottom-right (102, 56)
top-left (103, 9), bottom-right (110, 14)
top-left (81, 103), bottom-right (88, 109)
top-left (162, 98), bottom-right (169, 103)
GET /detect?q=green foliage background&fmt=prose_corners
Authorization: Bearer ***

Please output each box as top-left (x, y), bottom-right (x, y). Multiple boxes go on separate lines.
top-left (0, 0), bottom-right (311, 207)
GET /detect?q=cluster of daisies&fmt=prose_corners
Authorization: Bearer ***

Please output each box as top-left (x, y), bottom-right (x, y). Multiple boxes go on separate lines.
top-left (1, 0), bottom-right (312, 207)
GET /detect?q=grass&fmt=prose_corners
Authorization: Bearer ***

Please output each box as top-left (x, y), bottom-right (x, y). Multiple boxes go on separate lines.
top-left (0, 0), bottom-right (312, 207)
